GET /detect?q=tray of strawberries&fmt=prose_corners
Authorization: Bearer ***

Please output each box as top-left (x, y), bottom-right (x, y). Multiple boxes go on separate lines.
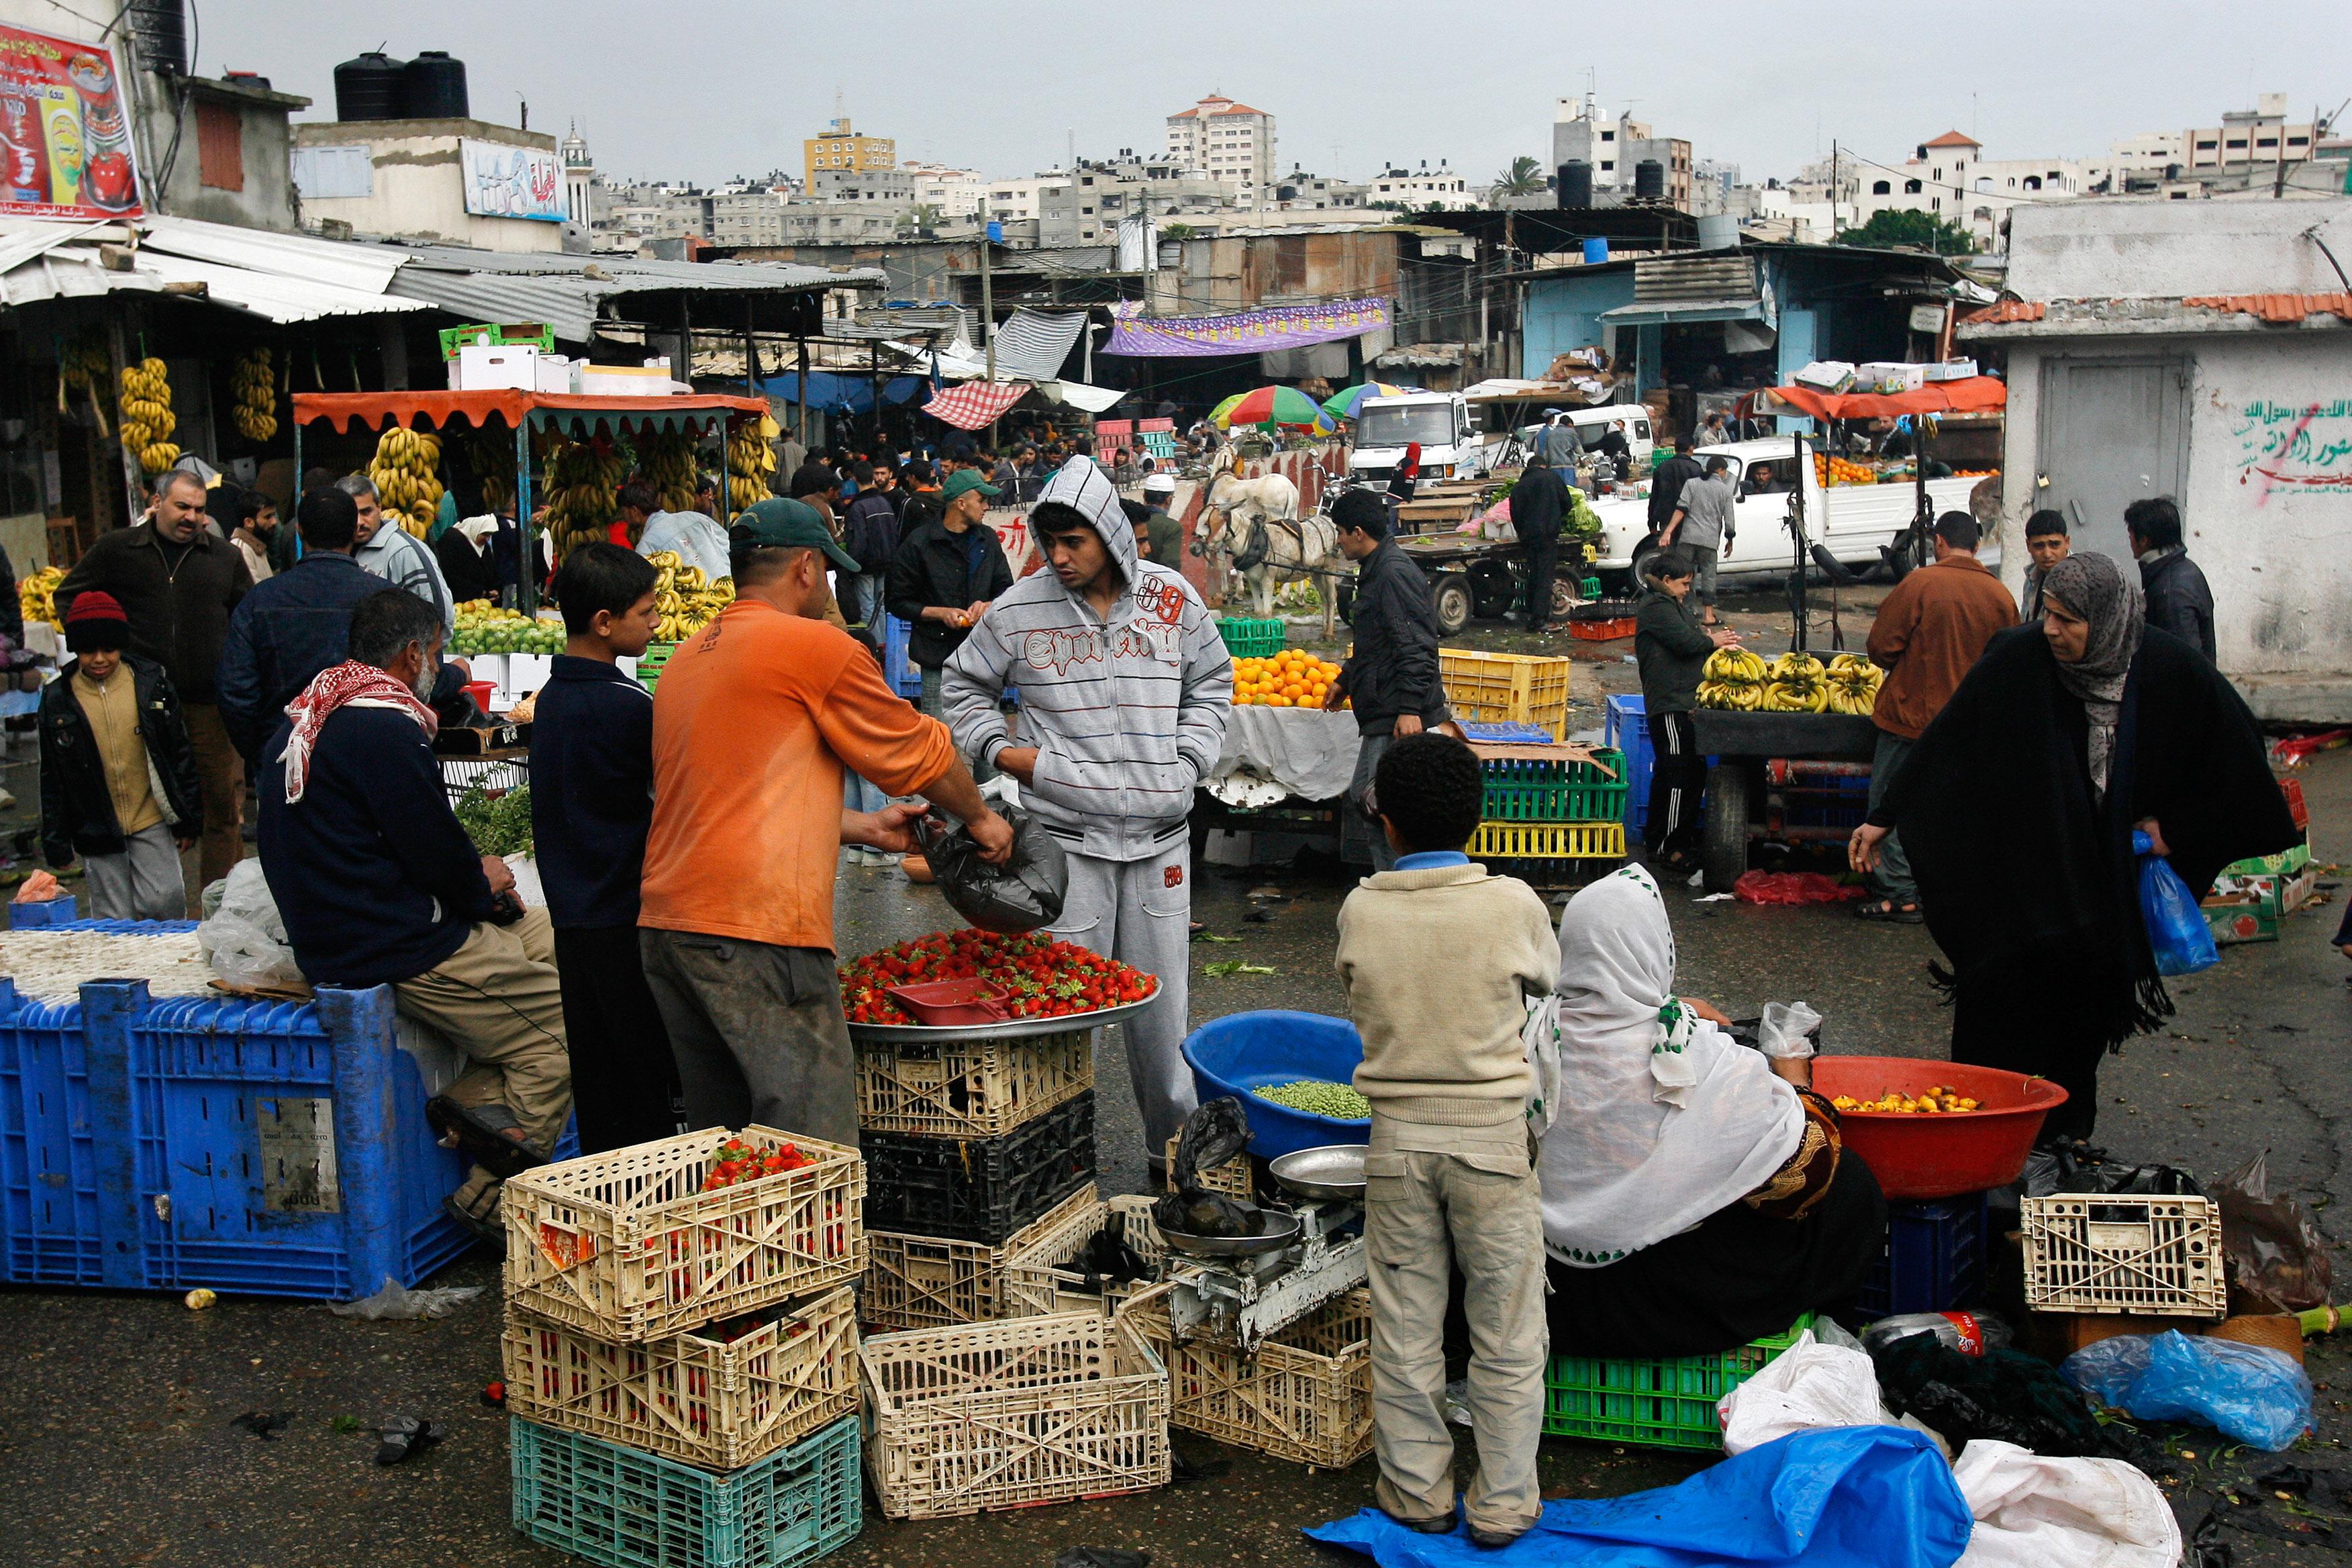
top-left (840, 928), bottom-right (1160, 1043)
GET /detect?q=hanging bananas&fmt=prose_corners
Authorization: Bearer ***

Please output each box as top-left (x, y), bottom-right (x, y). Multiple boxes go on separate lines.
top-left (117, 356), bottom-right (179, 475)
top-left (639, 430), bottom-right (699, 513)
top-left (18, 565), bottom-right (63, 626)
top-left (1822, 652), bottom-right (1885, 716)
top-left (726, 413), bottom-right (778, 512)
top-left (540, 434), bottom-right (627, 560)
top-left (461, 425), bottom-right (515, 517)
top-left (368, 426), bottom-right (446, 537)
top-left (60, 336), bottom-right (111, 434)
top-left (230, 348), bottom-right (279, 444)
top-left (643, 550), bottom-right (737, 642)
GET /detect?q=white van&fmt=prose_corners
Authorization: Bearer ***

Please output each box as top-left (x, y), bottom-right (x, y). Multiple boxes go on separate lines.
top-left (1520, 406), bottom-right (1655, 472)
top-left (1346, 392), bottom-right (1476, 485)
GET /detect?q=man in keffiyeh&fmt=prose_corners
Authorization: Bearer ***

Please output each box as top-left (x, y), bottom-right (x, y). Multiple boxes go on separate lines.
top-left (258, 587), bottom-right (571, 1243)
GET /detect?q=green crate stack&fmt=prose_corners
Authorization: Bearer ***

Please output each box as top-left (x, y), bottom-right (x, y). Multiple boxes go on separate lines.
top-left (1479, 750), bottom-right (1629, 824)
top-left (1542, 1314), bottom-right (1814, 1451)
top-left (634, 643), bottom-right (676, 693)
top-left (1217, 617), bottom-right (1286, 660)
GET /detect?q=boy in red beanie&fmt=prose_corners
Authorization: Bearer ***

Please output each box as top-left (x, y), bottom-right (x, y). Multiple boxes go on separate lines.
top-left (38, 591), bottom-right (202, 920)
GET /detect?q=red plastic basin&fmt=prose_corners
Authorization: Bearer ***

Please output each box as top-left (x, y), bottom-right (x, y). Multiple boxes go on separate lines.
top-left (886, 978), bottom-right (1011, 1027)
top-left (462, 679), bottom-right (496, 714)
top-left (1812, 1056), bottom-right (2067, 1200)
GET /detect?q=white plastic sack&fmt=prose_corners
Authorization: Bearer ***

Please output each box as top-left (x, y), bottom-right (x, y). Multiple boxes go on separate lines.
top-left (504, 853), bottom-right (546, 909)
top-left (195, 860), bottom-right (306, 991)
top-left (1951, 1440), bottom-right (2181, 1568)
top-left (1718, 1333), bottom-right (1907, 1455)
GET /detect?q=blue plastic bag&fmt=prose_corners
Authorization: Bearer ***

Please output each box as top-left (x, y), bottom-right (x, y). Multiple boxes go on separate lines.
top-left (2063, 1330), bottom-right (2314, 1451)
top-left (2136, 830), bottom-right (2218, 976)
top-left (1305, 1426), bottom-right (1971, 1568)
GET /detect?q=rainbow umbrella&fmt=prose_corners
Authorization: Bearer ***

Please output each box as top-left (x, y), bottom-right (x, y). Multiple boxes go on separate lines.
top-left (1212, 385), bottom-right (1333, 430)
top-left (1321, 382), bottom-right (1410, 422)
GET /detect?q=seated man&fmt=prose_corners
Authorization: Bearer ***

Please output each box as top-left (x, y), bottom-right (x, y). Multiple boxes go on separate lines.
top-left (257, 587), bottom-right (570, 1241)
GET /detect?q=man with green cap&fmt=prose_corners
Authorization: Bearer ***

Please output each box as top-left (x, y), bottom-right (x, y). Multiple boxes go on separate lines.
top-left (638, 498), bottom-right (1014, 1143)
top-left (885, 467), bottom-right (1015, 716)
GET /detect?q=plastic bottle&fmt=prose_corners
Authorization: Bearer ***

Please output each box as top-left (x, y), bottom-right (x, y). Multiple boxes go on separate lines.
top-left (1859, 1310), bottom-right (2013, 1357)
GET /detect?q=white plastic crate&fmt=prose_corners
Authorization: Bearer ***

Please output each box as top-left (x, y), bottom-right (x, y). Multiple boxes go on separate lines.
top-left (2020, 1193), bottom-right (2226, 1318)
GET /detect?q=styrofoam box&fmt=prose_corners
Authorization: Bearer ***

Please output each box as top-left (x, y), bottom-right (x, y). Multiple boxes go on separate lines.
top-left (1792, 360), bottom-right (1856, 393)
top-left (1855, 362), bottom-right (1926, 394)
top-left (579, 364), bottom-right (672, 397)
top-left (534, 355), bottom-right (577, 395)
top-left (1922, 358), bottom-right (1978, 382)
top-left (459, 344), bottom-right (541, 392)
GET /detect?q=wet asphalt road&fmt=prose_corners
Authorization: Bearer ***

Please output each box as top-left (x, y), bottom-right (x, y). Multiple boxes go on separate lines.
top-left (3, 594), bottom-right (2350, 1568)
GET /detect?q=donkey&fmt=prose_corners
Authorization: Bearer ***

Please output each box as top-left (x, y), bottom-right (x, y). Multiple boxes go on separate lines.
top-left (1197, 471), bottom-right (1346, 639)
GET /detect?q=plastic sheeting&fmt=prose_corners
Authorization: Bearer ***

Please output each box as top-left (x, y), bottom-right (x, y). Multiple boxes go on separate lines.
top-left (1204, 705), bottom-right (1363, 806)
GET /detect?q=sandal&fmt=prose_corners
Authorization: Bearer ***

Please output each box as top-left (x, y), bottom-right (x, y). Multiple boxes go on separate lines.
top-left (1853, 897), bottom-right (1924, 924)
top-left (426, 1097), bottom-right (548, 1179)
top-left (442, 1193), bottom-right (507, 1253)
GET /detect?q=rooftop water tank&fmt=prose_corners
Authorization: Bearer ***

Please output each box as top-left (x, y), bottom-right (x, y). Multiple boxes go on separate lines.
top-left (1633, 160), bottom-right (1666, 200)
top-left (333, 52), bottom-right (406, 122)
top-left (1557, 160), bottom-right (1591, 209)
top-left (401, 51), bottom-right (470, 120)
top-left (126, 0), bottom-right (186, 77)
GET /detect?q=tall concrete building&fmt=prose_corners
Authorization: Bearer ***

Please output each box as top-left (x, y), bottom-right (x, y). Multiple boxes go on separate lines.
top-left (1165, 93), bottom-right (1276, 197)
top-left (803, 116), bottom-right (894, 187)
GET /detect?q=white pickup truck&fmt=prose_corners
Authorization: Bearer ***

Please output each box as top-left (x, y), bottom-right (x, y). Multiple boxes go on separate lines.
top-left (1587, 437), bottom-right (1993, 585)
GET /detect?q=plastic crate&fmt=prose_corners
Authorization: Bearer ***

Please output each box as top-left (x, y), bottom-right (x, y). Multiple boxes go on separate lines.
top-left (1479, 750), bottom-right (1630, 824)
top-left (1467, 820), bottom-right (1626, 862)
top-left (0, 979), bottom-right (478, 1297)
top-left (503, 1284), bottom-right (859, 1472)
top-left (1163, 1132), bottom-right (1252, 1199)
top-left (1216, 616), bottom-right (1287, 660)
top-left (1440, 649), bottom-right (1575, 740)
top-left (1122, 1283), bottom-right (1375, 1468)
top-left (7, 894), bottom-right (78, 928)
top-left (879, 614), bottom-right (922, 700)
top-left (1838, 1194), bottom-right (1988, 1328)
top-left (861, 1091), bottom-right (1095, 1244)
top-left (859, 1310), bottom-right (1170, 1519)
top-left (1543, 1314), bottom-right (1815, 1451)
top-left (635, 642), bottom-right (677, 695)
top-left (1001, 1194), bottom-right (1165, 1318)
top-left (503, 1127), bottom-right (867, 1344)
top-left (863, 1183), bottom-right (1097, 1332)
top-left (2021, 1193), bottom-right (2226, 1318)
top-left (1605, 694), bottom-right (1653, 838)
top-left (510, 1412), bottom-right (861, 1568)
top-left (854, 1028), bottom-right (1091, 1140)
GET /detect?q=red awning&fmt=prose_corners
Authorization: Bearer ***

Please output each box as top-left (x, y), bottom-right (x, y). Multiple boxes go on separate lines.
top-left (1751, 376), bottom-right (2009, 422)
top-left (291, 390), bottom-right (767, 433)
top-left (923, 381), bottom-right (1030, 431)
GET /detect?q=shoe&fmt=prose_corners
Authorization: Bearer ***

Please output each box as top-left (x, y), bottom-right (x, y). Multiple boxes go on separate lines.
top-left (1382, 1510), bottom-right (1456, 1536)
top-left (1469, 1524), bottom-right (1528, 1550)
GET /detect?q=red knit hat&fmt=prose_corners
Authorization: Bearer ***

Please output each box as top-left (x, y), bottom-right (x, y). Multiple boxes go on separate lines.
top-left (64, 589), bottom-right (129, 652)
top-left (65, 590), bottom-right (127, 626)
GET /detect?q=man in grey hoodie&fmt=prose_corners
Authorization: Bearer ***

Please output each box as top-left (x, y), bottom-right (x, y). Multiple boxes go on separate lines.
top-left (944, 456), bottom-right (1232, 1163)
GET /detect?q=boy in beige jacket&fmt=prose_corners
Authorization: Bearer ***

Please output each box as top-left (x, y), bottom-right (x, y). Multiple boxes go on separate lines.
top-left (1335, 732), bottom-right (1558, 1547)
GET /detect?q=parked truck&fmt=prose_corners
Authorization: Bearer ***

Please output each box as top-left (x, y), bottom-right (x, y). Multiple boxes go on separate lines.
top-left (1346, 392), bottom-right (1478, 485)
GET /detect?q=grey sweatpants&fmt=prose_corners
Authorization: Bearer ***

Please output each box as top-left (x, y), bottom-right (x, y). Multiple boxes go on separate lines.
top-left (638, 929), bottom-right (858, 1146)
top-left (1866, 729), bottom-right (1918, 908)
top-left (1351, 733), bottom-right (1400, 873)
top-left (1047, 838), bottom-right (1196, 1156)
top-left (1365, 1122), bottom-right (1547, 1538)
top-left (1685, 542), bottom-right (1722, 605)
top-left (81, 822), bottom-right (185, 922)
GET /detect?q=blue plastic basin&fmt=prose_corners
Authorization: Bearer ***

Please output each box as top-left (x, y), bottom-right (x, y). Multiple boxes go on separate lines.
top-left (1181, 1010), bottom-right (1369, 1159)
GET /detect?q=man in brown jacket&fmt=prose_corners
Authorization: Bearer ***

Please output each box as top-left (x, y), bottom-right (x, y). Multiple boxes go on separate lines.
top-left (1859, 510), bottom-right (2015, 921)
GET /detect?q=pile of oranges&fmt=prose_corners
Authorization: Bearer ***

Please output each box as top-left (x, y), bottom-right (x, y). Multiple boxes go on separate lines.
top-left (1812, 453), bottom-right (1880, 486)
top-left (1232, 648), bottom-right (1346, 708)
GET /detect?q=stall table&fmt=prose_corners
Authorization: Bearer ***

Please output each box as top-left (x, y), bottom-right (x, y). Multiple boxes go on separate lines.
top-left (1690, 709), bottom-right (1878, 893)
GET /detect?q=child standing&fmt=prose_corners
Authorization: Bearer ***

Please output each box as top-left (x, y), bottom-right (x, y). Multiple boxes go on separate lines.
top-left (39, 591), bottom-right (201, 920)
top-left (1335, 732), bottom-right (1558, 1548)
top-left (528, 543), bottom-right (678, 1153)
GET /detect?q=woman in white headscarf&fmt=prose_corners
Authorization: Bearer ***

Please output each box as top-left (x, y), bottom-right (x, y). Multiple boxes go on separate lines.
top-left (1538, 865), bottom-right (1884, 1357)
top-left (434, 513), bottom-right (503, 605)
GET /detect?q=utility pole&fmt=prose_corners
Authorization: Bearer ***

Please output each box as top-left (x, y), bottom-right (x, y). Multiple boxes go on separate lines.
top-left (980, 225), bottom-right (996, 383)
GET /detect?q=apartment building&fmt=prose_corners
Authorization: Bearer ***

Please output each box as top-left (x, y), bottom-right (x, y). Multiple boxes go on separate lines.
top-left (1165, 93), bottom-right (1276, 195)
top-left (803, 116), bottom-right (894, 187)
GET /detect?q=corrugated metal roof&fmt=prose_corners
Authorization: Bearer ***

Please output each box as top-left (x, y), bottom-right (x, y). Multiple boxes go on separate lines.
top-left (385, 268), bottom-right (601, 341)
top-left (1634, 255), bottom-right (1756, 303)
top-left (138, 215), bottom-right (407, 295)
top-left (382, 243), bottom-right (885, 344)
top-left (132, 251), bottom-right (428, 323)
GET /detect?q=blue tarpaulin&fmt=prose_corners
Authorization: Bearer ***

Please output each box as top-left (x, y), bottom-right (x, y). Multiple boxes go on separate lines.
top-left (756, 373), bottom-right (930, 414)
top-left (1305, 1428), bottom-right (1971, 1568)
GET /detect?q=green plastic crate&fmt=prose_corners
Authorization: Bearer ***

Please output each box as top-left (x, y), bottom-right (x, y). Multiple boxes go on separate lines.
top-left (511, 1413), bottom-right (861, 1568)
top-left (1218, 617), bottom-right (1286, 660)
top-left (439, 320), bottom-right (557, 360)
top-left (1543, 1314), bottom-right (1814, 1451)
top-left (1481, 751), bottom-right (1629, 823)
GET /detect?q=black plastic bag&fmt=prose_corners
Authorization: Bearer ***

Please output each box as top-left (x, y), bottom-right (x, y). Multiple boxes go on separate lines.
top-left (1870, 1334), bottom-right (2133, 1461)
top-left (916, 804), bottom-right (1067, 934)
top-left (2217, 1151), bottom-right (2335, 1316)
top-left (1153, 1098), bottom-right (1255, 1239)
top-left (2022, 1144), bottom-right (2204, 1199)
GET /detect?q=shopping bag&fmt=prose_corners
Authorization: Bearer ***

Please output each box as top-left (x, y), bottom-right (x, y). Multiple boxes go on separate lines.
top-left (2135, 831), bottom-right (2217, 975)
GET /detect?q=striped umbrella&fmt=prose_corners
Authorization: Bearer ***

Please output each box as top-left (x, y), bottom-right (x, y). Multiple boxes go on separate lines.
top-left (1320, 382), bottom-right (1411, 422)
top-left (1212, 385), bottom-right (1333, 430)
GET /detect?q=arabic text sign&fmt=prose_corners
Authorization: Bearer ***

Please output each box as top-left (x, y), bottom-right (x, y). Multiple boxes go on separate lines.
top-left (0, 24), bottom-right (140, 219)
top-left (460, 138), bottom-right (565, 223)
top-left (1100, 297), bottom-right (1391, 358)
top-left (2231, 398), bottom-right (2352, 501)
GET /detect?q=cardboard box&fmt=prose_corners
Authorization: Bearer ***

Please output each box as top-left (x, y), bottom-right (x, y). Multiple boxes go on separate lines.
top-left (2218, 839), bottom-right (2310, 879)
top-left (2019, 1310), bottom-right (2198, 1363)
top-left (1922, 358), bottom-right (1978, 382)
top-left (534, 355), bottom-right (577, 395)
top-left (1793, 360), bottom-right (1856, 394)
top-left (578, 362), bottom-right (673, 398)
top-left (2202, 892), bottom-right (2277, 945)
top-left (457, 343), bottom-right (540, 392)
top-left (1853, 362), bottom-right (1926, 395)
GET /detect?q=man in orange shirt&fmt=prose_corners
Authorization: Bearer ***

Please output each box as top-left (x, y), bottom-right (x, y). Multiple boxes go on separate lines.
top-left (1859, 510), bottom-right (2016, 922)
top-left (638, 499), bottom-right (1012, 1142)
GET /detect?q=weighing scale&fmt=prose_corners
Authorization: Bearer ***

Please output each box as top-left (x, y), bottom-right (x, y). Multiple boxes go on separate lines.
top-left (1157, 1144), bottom-right (1369, 1353)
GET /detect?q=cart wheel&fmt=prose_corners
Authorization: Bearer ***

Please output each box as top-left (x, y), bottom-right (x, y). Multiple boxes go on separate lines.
top-left (1700, 764), bottom-right (1750, 893)
top-left (1467, 559), bottom-right (1516, 620)
top-left (1549, 574), bottom-right (1579, 622)
top-left (1431, 573), bottom-right (1471, 636)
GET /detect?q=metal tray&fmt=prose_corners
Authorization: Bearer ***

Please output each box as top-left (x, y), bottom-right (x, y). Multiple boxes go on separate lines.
top-left (1269, 1144), bottom-right (1369, 1203)
top-left (1159, 1206), bottom-right (1302, 1260)
top-left (845, 987), bottom-right (1159, 1047)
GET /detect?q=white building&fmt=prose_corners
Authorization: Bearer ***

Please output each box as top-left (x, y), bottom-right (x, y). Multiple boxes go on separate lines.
top-left (1553, 99), bottom-right (1693, 209)
top-left (292, 117), bottom-right (568, 252)
top-left (901, 160), bottom-right (987, 217)
top-left (1165, 93), bottom-right (1277, 197)
top-left (985, 173), bottom-right (1067, 226)
top-left (1365, 161), bottom-right (1477, 210)
top-left (810, 166), bottom-right (914, 204)
top-left (1843, 131), bottom-right (2093, 250)
top-left (560, 127), bottom-right (595, 227)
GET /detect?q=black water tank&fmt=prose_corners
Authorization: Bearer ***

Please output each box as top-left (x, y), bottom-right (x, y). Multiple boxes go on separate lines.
top-left (1558, 160), bottom-right (1591, 209)
top-left (126, 0), bottom-right (187, 77)
top-left (1634, 160), bottom-right (1666, 199)
top-left (333, 52), bottom-right (406, 121)
top-left (401, 51), bottom-right (470, 120)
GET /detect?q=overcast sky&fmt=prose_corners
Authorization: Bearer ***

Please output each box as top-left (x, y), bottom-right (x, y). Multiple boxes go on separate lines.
top-left (202, 0), bottom-right (2348, 189)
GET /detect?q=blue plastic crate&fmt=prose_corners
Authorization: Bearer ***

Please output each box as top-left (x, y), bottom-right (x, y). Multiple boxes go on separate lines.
top-left (9, 895), bottom-right (79, 928)
top-left (0, 985), bottom-right (103, 1284)
top-left (881, 613), bottom-right (922, 699)
top-left (511, 1413), bottom-right (861, 1568)
top-left (41, 918), bottom-right (200, 933)
top-left (1839, 1193), bottom-right (1990, 1328)
top-left (1606, 694), bottom-right (1653, 837)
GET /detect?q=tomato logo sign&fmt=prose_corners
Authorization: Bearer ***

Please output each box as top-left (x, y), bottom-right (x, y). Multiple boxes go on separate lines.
top-left (1163, 865), bottom-right (1183, 889)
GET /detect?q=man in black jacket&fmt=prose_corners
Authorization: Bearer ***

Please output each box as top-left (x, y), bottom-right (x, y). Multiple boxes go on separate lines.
top-left (840, 460), bottom-right (901, 631)
top-left (1327, 489), bottom-right (1455, 873)
top-left (258, 589), bottom-right (569, 1238)
top-left (2125, 496), bottom-right (2216, 661)
top-left (1647, 434), bottom-right (1704, 540)
top-left (1633, 552), bottom-right (1740, 869)
top-left (1509, 449), bottom-right (1571, 631)
top-left (59, 468), bottom-right (250, 890)
top-left (885, 468), bottom-right (1014, 714)
top-left (216, 488), bottom-right (387, 761)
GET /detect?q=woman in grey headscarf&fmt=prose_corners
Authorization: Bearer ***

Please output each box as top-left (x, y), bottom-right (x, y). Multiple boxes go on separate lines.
top-left (1849, 551), bottom-right (2295, 1144)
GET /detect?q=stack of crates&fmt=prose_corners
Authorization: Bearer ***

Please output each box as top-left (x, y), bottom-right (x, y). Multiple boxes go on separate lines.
top-left (633, 642), bottom-right (676, 695)
top-left (501, 1128), bottom-right (869, 1568)
top-left (855, 1028), bottom-right (1102, 1331)
top-left (1835, 1194), bottom-right (1990, 1330)
top-left (1440, 648), bottom-right (1577, 740)
top-left (1466, 744), bottom-right (1630, 888)
top-left (1544, 1315), bottom-right (1815, 1451)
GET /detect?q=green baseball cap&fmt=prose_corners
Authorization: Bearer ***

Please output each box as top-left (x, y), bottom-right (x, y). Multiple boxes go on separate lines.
top-left (940, 469), bottom-right (1001, 505)
top-left (730, 497), bottom-right (860, 574)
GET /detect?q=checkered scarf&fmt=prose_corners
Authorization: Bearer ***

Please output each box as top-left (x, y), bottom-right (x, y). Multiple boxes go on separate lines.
top-left (279, 660), bottom-right (438, 803)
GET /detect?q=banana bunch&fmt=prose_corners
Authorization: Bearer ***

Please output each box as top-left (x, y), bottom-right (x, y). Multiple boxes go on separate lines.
top-left (541, 435), bottom-right (626, 559)
top-left (369, 426), bottom-right (445, 537)
top-left (726, 414), bottom-right (777, 512)
top-left (1697, 644), bottom-right (1770, 709)
top-left (644, 549), bottom-right (736, 641)
top-left (117, 357), bottom-right (179, 475)
top-left (460, 426), bottom-right (515, 516)
top-left (1759, 651), bottom-right (1830, 713)
top-left (59, 336), bottom-right (110, 433)
top-left (18, 565), bottom-right (63, 626)
top-left (639, 431), bottom-right (699, 513)
top-left (230, 348), bottom-right (278, 444)
top-left (1824, 652), bottom-right (1884, 717)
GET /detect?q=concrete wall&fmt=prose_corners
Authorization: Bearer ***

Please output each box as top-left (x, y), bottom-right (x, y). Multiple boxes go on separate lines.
top-left (294, 120), bottom-right (562, 252)
top-left (1520, 269), bottom-right (1636, 377)
top-left (155, 81), bottom-right (303, 231)
top-left (2006, 197), bottom-right (2349, 299)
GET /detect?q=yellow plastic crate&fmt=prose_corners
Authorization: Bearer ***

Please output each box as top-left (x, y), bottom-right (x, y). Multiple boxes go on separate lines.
top-left (1468, 820), bottom-right (1626, 861)
top-left (1440, 649), bottom-right (1577, 740)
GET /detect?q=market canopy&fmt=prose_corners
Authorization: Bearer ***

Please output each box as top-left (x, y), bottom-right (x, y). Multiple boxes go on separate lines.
top-left (1751, 376), bottom-right (2009, 422)
top-left (1099, 297), bottom-right (1391, 357)
top-left (923, 381), bottom-right (1031, 430)
top-left (291, 389), bottom-right (767, 435)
